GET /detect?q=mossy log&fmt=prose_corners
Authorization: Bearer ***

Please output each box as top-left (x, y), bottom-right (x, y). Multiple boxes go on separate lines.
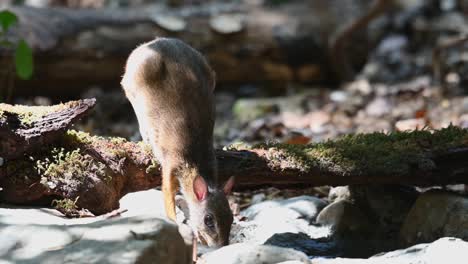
top-left (0, 98), bottom-right (96, 160)
top-left (1, 99), bottom-right (468, 215)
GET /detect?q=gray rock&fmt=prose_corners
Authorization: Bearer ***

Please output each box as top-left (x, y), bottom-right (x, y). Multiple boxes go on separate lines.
top-left (0, 190), bottom-right (191, 264)
top-left (119, 188), bottom-right (167, 219)
top-left (0, 214), bottom-right (190, 264)
top-left (198, 243), bottom-right (310, 264)
top-left (264, 232), bottom-right (339, 257)
top-left (232, 196), bottom-right (330, 248)
top-left (328, 186), bottom-right (351, 203)
top-left (400, 190), bottom-right (468, 246)
top-left (322, 186), bottom-right (418, 257)
top-left (376, 34), bottom-right (408, 57)
top-left (119, 189), bottom-right (189, 225)
top-left (243, 196), bottom-right (327, 222)
top-left (278, 261), bottom-right (311, 264)
top-left (349, 185), bottom-right (418, 237)
top-left (329, 91), bottom-right (349, 103)
top-left (365, 97), bottom-right (392, 117)
top-left (312, 237), bottom-right (468, 264)
top-left (316, 200), bottom-right (373, 238)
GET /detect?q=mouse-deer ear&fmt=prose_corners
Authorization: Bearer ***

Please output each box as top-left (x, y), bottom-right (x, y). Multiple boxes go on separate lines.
top-left (223, 176), bottom-right (235, 195)
top-left (193, 176), bottom-right (208, 201)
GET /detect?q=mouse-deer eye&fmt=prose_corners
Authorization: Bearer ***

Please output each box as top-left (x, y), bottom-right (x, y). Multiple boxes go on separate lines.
top-left (204, 213), bottom-right (215, 228)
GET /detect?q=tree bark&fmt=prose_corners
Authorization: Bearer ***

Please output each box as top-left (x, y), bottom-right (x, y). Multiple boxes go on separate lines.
top-left (1, 99), bottom-right (468, 215)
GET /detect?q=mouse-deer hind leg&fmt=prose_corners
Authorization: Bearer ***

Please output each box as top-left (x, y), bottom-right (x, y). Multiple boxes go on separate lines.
top-left (162, 166), bottom-right (178, 221)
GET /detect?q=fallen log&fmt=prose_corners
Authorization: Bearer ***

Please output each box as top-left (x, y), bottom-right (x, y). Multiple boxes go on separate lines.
top-left (0, 98), bottom-right (96, 160)
top-left (1, 99), bottom-right (468, 215)
top-left (1, 1), bottom-right (379, 98)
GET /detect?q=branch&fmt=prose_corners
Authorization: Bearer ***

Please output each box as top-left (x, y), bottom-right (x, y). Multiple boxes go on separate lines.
top-left (1, 101), bottom-right (468, 215)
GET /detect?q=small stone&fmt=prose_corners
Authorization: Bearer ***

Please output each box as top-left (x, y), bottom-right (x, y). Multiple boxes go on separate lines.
top-left (152, 15), bottom-right (186, 32)
top-left (316, 200), bottom-right (373, 238)
top-left (308, 111), bottom-right (331, 133)
top-left (282, 111), bottom-right (330, 132)
top-left (0, 157), bottom-right (4, 167)
top-left (328, 186), bottom-right (351, 203)
top-left (445, 72), bottom-right (460, 84)
top-left (329, 91), bottom-right (348, 103)
top-left (198, 243), bottom-right (310, 264)
top-left (395, 118), bottom-right (426, 131)
top-left (376, 34), bottom-right (408, 56)
top-left (210, 14), bottom-right (245, 34)
top-left (365, 97), bottom-right (392, 117)
top-left (458, 114), bottom-right (468, 128)
top-left (345, 79), bottom-right (372, 96)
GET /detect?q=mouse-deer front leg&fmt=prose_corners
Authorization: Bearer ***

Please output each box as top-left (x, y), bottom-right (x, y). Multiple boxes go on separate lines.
top-left (162, 166), bottom-right (179, 221)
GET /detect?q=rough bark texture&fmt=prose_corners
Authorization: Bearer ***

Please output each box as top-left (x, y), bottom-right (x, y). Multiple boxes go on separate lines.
top-left (1, 1), bottom-right (379, 98)
top-left (1, 100), bottom-right (468, 215)
top-left (0, 98), bottom-right (96, 159)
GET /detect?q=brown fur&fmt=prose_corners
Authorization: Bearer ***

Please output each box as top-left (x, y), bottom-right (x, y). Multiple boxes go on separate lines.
top-left (121, 37), bottom-right (232, 247)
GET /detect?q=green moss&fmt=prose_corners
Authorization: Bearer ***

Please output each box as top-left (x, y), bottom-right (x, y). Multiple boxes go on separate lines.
top-left (51, 197), bottom-right (80, 217)
top-left (110, 137), bottom-right (127, 144)
top-left (37, 147), bottom-right (107, 189)
top-left (65, 130), bottom-right (160, 176)
top-left (223, 141), bottom-right (253, 151)
top-left (135, 142), bottom-right (159, 174)
top-left (236, 126), bottom-right (468, 177)
top-left (66, 130), bottom-right (93, 145)
top-left (52, 197), bottom-right (79, 211)
top-left (0, 102), bottom-right (72, 127)
top-left (145, 159), bottom-right (159, 174)
top-left (137, 141), bottom-right (153, 155)
top-left (65, 130), bottom-right (128, 159)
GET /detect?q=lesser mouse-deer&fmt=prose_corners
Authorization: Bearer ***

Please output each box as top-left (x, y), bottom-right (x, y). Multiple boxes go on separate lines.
top-left (121, 37), bottom-right (234, 247)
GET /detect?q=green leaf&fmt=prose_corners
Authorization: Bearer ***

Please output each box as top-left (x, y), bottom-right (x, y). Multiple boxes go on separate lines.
top-left (0, 10), bottom-right (18, 32)
top-left (15, 40), bottom-right (33, 80)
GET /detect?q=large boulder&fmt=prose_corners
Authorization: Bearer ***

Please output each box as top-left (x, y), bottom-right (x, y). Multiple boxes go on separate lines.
top-left (0, 205), bottom-right (190, 264)
top-left (399, 190), bottom-right (468, 246)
